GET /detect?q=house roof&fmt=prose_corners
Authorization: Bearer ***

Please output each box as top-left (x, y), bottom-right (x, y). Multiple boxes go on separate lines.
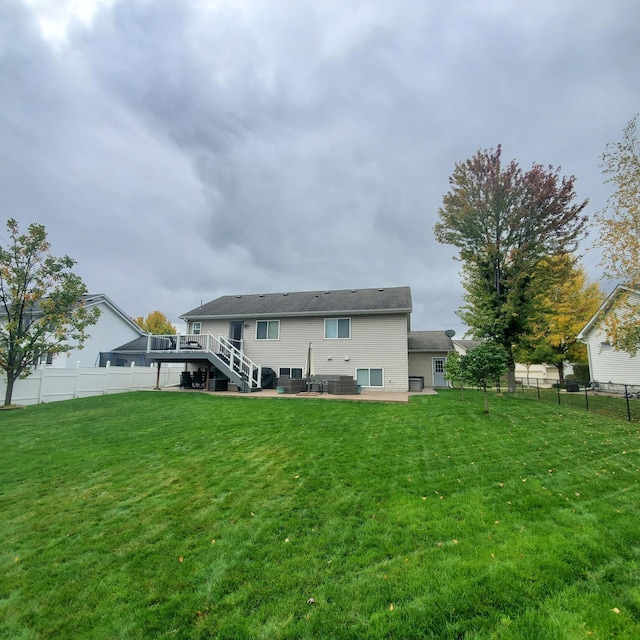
top-left (111, 335), bottom-right (149, 352)
top-left (81, 294), bottom-right (146, 335)
top-left (181, 286), bottom-right (413, 320)
top-left (408, 331), bottom-right (454, 351)
top-left (453, 339), bottom-right (481, 351)
top-left (576, 284), bottom-right (640, 340)
top-left (0, 292), bottom-right (145, 336)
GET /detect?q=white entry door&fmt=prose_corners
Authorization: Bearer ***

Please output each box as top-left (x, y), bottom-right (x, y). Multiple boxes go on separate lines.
top-left (432, 357), bottom-right (446, 387)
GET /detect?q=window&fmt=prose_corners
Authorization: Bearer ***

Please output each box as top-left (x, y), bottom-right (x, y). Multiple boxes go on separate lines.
top-left (600, 341), bottom-right (612, 351)
top-left (325, 318), bottom-right (350, 339)
top-left (357, 368), bottom-right (384, 387)
top-left (279, 367), bottom-right (303, 379)
top-left (192, 322), bottom-right (201, 335)
top-left (257, 320), bottom-right (280, 340)
top-left (33, 352), bottom-right (54, 366)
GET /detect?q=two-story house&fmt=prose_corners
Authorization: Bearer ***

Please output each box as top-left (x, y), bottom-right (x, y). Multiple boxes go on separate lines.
top-left (147, 286), bottom-right (412, 393)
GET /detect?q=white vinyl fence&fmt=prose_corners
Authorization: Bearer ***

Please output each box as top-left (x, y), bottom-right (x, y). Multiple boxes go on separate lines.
top-left (0, 363), bottom-right (182, 406)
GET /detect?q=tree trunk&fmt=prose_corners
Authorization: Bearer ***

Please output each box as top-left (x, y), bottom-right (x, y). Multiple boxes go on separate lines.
top-left (4, 373), bottom-right (16, 407)
top-left (507, 364), bottom-right (516, 393)
top-left (555, 362), bottom-right (565, 382)
top-left (482, 385), bottom-right (489, 413)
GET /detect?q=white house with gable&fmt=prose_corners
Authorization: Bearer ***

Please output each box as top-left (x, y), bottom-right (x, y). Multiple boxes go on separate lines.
top-left (45, 294), bottom-right (146, 368)
top-left (577, 285), bottom-right (640, 386)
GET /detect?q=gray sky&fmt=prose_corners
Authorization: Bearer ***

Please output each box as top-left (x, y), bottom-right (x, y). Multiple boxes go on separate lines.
top-left (2, 0), bottom-right (639, 335)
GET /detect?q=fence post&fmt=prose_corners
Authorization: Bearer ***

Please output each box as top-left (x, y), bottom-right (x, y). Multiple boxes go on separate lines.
top-left (104, 361), bottom-right (110, 395)
top-left (536, 378), bottom-right (540, 400)
top-left (37, 364), bottom-right (45, 404)
top-left (625, 385), bottom-right (631, 421)
top-left (73, 361), bottom-right (81, 399)
top-left (584, 384), bottom-right (589, 412)
top-left (557, 383), bottom-right (561, 405)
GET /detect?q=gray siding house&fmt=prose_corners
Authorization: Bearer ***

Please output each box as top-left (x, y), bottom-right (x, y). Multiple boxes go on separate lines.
top-left (177, 286), bottom-right (412, 392)
top-left (408, 331), bottom-right (455, 389)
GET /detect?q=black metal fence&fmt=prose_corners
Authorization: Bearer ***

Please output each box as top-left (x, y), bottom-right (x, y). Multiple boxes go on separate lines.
top-left (513, 378), bottom-right (640, 422)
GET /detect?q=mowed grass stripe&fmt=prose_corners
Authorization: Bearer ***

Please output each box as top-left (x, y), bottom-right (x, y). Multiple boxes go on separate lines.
top-left (1, 390), bottom-right (639, 639)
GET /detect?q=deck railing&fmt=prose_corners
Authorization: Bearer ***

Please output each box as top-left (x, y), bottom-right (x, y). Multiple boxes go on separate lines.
top-left (146, 333), bottom-right (261, 389)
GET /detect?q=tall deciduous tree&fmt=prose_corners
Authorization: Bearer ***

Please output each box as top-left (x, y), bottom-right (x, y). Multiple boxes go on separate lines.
top-left (0, 219), bottom-right (100, 406)
top-left (434, 145), bottom-right (588, 392)
top-left (134, 310), bottom-right (176, 335)
top-left (594, 114), bottom-right (640, 353)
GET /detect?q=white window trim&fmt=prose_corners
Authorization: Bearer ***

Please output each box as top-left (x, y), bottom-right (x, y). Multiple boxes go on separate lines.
top-left (192, 322), bottom-right (201, 335)
top-left (356, 367), bottom-right (384, 387)
top-left (324, 317), bottom-right (351, 339)
top-left (256, 319), bottom-right (280, 340)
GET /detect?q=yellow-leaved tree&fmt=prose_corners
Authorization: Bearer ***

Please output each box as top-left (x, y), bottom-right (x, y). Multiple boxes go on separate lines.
top-left (134, 310), bottom-right (176, 335)
top-left (538, 256), bottom-right (605, 380)
top-left (516, 256), bottom-right (605, 381)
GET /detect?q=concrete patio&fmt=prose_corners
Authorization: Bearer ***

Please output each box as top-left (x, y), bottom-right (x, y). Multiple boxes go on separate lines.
top-left (162, 386), bottom-right (438, 403)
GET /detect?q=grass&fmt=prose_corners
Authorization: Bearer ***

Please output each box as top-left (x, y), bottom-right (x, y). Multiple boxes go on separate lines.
top-left (516, 384), bottom-right (640, 423)
top-left (1, 390), bottom-right (639, 639)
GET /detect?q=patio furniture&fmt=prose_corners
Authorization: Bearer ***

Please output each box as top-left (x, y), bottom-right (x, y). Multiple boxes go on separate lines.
top-left (180, 371), bottom-right (193, 388)
top-left (192, 369), bottom-right (206, 389)
top-left (327, 376), bottom-right (358, 395)
top-left (277, 376), bottom-right (307, 394)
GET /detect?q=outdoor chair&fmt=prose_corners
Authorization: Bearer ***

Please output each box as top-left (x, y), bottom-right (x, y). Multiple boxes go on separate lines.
top-left (192, 370), bottom-right (206, 389)
top-left (180, 371), bottom-right (193, 389)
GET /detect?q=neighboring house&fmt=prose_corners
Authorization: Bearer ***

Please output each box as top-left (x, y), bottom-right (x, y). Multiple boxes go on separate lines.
top-left (408, 331), bottom-right (458, 389)
top-left (147, 286), bottom-right (412, 392)
top-left (577, 285), bottom-right (640, 386)
top-left (452, 339), bottom-right (481, 356)
top-left (46, 294), bottom-right (146, 368)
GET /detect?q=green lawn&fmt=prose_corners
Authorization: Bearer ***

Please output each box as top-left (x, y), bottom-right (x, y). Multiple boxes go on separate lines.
top-left (1, 390), bottom-right (639, 639)
top-left (516, 384), bottom-right (640, 423)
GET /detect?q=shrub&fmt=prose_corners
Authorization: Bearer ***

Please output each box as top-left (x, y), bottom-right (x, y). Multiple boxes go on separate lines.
top-left (573, 362), bottom-right (590, 382)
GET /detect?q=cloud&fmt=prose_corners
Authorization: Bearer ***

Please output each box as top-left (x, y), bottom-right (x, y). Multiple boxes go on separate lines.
top-left (1, 0), bottom-right (639, 334)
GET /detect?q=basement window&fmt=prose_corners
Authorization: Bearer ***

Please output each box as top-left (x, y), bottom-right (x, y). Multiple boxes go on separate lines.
top-left (356, 368), bottom-right (384, 387)
top-left (279, 367), bottom-right (303, 379)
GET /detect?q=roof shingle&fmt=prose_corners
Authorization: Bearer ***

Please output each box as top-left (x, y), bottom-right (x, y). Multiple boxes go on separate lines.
top-left (181, 286), bottom-right (412, 319)
top-left (408, 331), bottom-right (454, 351)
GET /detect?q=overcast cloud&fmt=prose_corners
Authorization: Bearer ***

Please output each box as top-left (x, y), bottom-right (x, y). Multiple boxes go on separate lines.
top-left (2, 0), bottom-right (639, 334)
